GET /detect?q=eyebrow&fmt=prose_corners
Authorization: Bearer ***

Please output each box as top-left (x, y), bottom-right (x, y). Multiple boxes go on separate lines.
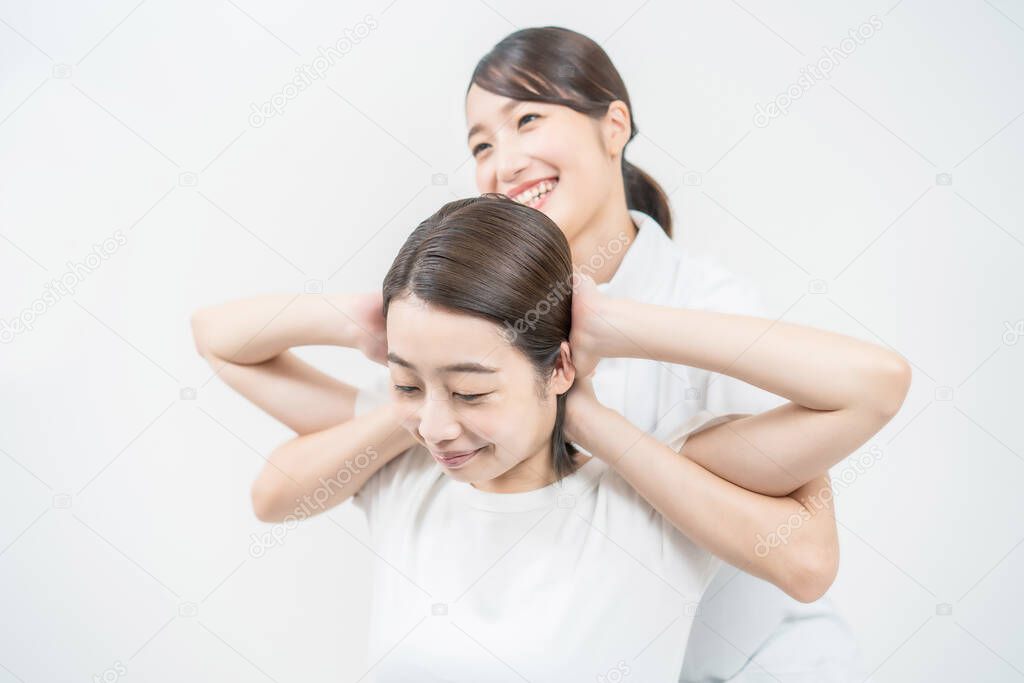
top-left (387, 352), bottom-right (499, 374)
top-left (467, 100), bottom-right (519, 143)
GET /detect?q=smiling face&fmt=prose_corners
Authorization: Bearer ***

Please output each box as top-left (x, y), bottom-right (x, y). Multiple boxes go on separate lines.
top-left (385, 293), bottom-right (575, 491)
top-left (465, 83), bottom-right (629, 245)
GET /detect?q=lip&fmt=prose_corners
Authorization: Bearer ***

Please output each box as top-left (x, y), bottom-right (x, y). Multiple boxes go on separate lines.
top-left (505, 176), bottom-right (558, 201)
top-left (431, 445), bottom-right (486, 469)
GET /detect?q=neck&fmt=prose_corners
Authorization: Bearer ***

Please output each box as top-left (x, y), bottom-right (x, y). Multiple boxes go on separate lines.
top-left (470, 446), bottom-right (590, 494)
top-left (471, 445), bottom-right (557, 493)
top-left (567, 193), bottom-right (639, 285)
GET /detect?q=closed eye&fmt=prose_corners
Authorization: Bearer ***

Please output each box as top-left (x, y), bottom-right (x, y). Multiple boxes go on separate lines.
top-left (454, 393), bottom-right (489, 402)
top-left (394, 386), bottom-right (489, 403)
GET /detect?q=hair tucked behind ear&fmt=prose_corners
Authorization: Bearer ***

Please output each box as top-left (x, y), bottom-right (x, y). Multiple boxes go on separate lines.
top-left (382, 193), bottom-right (580, 481)
top-left (468, 25), bottom-right (673, 238)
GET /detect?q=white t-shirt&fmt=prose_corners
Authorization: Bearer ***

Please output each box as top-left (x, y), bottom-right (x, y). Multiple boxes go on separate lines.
top-left (350, 388), bottom-right (738, 682)
top-left (352, 209), bottom-right (858, 681)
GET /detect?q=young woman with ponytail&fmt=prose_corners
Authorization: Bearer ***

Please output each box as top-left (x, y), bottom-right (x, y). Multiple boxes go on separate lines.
top-left (458, 26), bottom-right (878, 682)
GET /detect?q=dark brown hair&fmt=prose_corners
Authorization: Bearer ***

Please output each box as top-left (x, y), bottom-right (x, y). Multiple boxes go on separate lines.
top-left (468, 26), bottom-right (673, 237)
top-left (382, 193), bottom-right (580, 481)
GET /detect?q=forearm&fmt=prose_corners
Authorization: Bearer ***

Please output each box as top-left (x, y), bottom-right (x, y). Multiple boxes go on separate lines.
top-left (575, 404), bottom-right (838, 602)
top-left (251, 400), bottom-right (417, 523)
top-left (598, 297), bottom-right (909, 416)
top-left (192, 293), bottom-right (363, 365)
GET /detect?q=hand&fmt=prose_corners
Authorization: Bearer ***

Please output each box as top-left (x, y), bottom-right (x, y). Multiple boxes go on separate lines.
top-left (568, 272), bottom-right (614, 379)
top-left (348, 291), bottom-right (388, 365)
top-left (564, 367), bottom-right (608, 448)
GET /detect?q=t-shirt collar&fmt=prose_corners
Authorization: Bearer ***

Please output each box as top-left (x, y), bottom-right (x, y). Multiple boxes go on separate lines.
top-left (454, 455), bottom-right (606, 512)
top-left (594, 209), bottom-right (679, 303)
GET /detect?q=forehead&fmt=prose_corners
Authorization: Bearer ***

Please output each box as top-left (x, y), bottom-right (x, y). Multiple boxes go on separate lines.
top-left (386, 295), bottom-right (515, 373)
top-left (465, 85), bottom-right (563, 138)
top-left (465, 84), bottom-right (518, 137)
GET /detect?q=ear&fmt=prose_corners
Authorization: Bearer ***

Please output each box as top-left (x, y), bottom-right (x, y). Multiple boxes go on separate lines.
top-left (549, 340), bottom-right (577, 396)
top-left (600, 100), bottom-right (632, 160)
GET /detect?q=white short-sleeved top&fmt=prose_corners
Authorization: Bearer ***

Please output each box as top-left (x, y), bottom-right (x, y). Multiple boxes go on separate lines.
top-left (353, 209), bottom-right (848, 680)
top-left (350, 392), bottom-right (737, 682)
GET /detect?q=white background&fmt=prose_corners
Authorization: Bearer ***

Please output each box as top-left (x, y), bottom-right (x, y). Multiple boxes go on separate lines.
top-left (1, 1), bottom-right (1022, 681)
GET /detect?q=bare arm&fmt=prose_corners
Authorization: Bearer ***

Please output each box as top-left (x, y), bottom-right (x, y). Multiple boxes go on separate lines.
top-left (190, 292), bottom-right (386, 435)
top-left (569, 400), bottom-right (837, 602)
top-left (578, 291), bottom-right (911, 494)
top-left (251, 399), bottom-right (417, 523)
top-left (565, 278), bottom-right (909, 600)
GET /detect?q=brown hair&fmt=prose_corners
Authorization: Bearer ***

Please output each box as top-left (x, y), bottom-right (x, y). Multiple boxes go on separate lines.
top-left (468, 25), bottom-right (673, 238)
top-left (382, 193), bottom-right (580, 481)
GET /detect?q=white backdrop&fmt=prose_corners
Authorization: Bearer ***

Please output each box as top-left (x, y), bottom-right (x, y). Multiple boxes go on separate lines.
top-left (2, 1), bottom-right (1022, 681)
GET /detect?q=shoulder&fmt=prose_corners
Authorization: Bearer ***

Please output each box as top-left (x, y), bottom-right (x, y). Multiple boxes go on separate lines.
top-left (351, 445), bottom-right (441, 521)
top-left (372, 445), bottom-right (442, 499)
top-left (591, 444), bottom-right (723, 595)
top-left (672, 249), bottom-right (768, 317)
top-left (595, 409), bottom-right (743, 509)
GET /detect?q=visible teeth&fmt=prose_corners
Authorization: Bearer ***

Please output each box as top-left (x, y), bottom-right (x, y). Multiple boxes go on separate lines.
top-left (513, 179), bottom-right (557, 205)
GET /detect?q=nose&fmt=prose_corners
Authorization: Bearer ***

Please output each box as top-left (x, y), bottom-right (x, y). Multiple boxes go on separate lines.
top-left (495, 140), bottom-right (529, 191)
top-left (417, 393), bottom-right (463, 446)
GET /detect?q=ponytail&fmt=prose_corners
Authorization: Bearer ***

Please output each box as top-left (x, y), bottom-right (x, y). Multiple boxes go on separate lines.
top-left (622, 158), bottom-right (673, 238)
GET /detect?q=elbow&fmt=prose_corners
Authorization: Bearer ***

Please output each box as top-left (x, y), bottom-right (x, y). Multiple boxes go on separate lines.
top-left (782, 543), bottom-right (839, 603)
top-left (190, 308), bottom-right (214, 359)
top-left (250, 476), bottom-right (285, 524)
top-left (876, 353), bottom-right (912, 420)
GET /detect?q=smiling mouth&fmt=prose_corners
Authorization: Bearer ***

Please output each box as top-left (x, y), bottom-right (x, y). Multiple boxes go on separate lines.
top-left (431, 445), bottom-right (487, 468)
top-left (510, 178), bottom-right (558, 208)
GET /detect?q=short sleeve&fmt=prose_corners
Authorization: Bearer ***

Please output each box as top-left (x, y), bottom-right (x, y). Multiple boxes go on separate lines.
top-left (677, 259), bottom-right (788, 416)
top-left (351, 446), bottom-right (439, 532)
top-left (664, 408), bottom-right (750, 454)
top-left (662, 410), bottom-right (755, 596)
top-left (351, 369), bottom-right (403, 525)
top-left (594, 410), bottom-right (746, 601)
top-left (354, 368), bottom-right (393, 417)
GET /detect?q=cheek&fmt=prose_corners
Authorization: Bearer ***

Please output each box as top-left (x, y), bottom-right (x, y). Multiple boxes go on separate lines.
top-left (474, 162), bottom-right (494, 193)
top-left (462, 407), bottom-right (507, 442)
top-left (496, 399), bottom-right (551, 444)
top-left (532, 126), bottom-right (578, 170)
top-left (450, 406), bottom-right (522, 457)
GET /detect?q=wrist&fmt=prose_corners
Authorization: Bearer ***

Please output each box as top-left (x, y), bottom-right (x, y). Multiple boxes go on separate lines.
top-left (565, 396), bottom-right (614, 452)
top-left (318, 293), bottom-right (370, 348)
top-left (593, 296), bottom-right (637, 359)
